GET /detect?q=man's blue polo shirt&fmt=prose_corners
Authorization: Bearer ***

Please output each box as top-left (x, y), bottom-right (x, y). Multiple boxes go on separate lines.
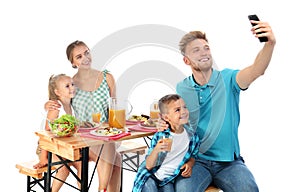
top-left (176, 68), bottom-right (242, 161)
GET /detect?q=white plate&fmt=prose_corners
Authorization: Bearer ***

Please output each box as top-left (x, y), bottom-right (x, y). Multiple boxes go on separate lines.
top-left (90, 128), bottom-right (123, 137)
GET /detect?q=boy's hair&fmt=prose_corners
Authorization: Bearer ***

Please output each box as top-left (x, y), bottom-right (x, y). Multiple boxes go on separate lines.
top-left (48, 74), bottom-right (68, 100)
top-left (179, 31), bottom-right (208, 56)
top-left (158, 94), bottom-right (181, 114)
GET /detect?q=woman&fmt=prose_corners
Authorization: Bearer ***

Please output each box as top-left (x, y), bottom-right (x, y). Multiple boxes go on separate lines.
top-left (46, 41), bottom-right (121, 192)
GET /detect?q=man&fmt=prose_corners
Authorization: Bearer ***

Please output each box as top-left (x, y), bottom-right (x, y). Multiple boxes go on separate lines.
top-left (166, 19), bottom-right (275, 191)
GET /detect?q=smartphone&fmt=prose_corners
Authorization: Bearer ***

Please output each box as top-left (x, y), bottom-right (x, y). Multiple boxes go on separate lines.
top-left (248, 14), bottom-right (268, 42)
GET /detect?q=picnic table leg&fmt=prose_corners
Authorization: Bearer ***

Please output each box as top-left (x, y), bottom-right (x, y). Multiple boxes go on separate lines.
top-left (46, 151), bottom-right (52, 192)
top-left (81, 147), bottom-right (89, 192)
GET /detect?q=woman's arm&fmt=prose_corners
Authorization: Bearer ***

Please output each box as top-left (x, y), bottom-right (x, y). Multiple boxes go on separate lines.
top-left (44, 100), bottom-right (61, 111)
top-left (106, 72), bottom-right (116, 97)
top-left (45, 108), bottom-right (59, 131)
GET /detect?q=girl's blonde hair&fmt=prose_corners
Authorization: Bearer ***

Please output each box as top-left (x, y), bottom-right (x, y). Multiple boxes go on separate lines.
top-left (48, 74), bottom-right (68, 100)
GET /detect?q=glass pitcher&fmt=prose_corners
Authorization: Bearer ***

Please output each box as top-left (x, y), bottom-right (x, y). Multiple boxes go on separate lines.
top-left (108, 97), bottom-right (133, 129)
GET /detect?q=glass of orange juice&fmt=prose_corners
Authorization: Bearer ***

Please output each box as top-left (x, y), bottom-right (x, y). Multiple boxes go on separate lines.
top-left (163, 135), bottom-right (173, 152)
top-left (92, 112), bottom-right (101, 124)
top-left (150, 99), bottom-right (160, 119)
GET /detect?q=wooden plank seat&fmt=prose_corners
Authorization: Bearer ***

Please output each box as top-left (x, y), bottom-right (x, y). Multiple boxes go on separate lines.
top-left (205, 185), bottom-right (223, 192)
top-left (16, 160), bottom-right (60, 192)
top-left (118, 140), bottom-right (148, 192)
top-left (117, 140), bottom-right (147, 172)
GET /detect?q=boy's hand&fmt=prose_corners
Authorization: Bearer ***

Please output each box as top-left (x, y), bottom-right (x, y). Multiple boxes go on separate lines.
top-left (153, 139), bottom-right (169, 153)
top-left (180, 158), bottom-right (195, 177)
top-left (180, 163), bottom-right (192, 177)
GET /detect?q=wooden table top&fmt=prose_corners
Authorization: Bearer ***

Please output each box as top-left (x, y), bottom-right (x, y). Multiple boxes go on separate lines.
top-left (35, 127), bottom-right (154, 161)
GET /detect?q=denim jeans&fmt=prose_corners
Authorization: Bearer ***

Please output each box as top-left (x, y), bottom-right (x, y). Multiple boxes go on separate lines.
top-left (174, 156), bottom-right (259, 192)
top-left (142, 175), bottom-right (175, 192)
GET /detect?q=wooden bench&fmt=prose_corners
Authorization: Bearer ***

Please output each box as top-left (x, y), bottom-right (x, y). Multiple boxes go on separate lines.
top-left (118, 140), bottom-right (148, 192)
top-left (205, 185), bottom-right (223, 192)
top-left (118, 140), bottom-right (147, 172)
top-left (16, 160), bottom-right (59, 192)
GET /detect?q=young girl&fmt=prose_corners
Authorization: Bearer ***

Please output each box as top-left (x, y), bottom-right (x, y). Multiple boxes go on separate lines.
top-left (45, 41), bottom-right (121, 192)
top-left (133, 94), bottom-right (200, 192)
top-left (34, 74), bottom-right (81, 192)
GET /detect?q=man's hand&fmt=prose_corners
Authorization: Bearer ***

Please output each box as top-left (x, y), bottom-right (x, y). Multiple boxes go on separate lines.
top-left (156, 118), bottom-right (169, 132)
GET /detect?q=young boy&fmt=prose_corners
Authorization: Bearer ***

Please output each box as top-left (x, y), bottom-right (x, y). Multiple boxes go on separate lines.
top-left (132, 94), bottom-right (200, 192)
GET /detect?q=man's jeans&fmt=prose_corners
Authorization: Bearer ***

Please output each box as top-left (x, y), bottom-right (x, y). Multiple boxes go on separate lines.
top-left (174, 156), bottom-right (259, 192)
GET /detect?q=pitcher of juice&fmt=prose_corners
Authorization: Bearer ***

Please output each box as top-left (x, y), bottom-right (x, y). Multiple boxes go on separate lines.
top-left (108, 97), bottom-right (133, 129)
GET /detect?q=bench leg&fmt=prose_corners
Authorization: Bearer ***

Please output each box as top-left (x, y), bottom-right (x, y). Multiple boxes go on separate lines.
top-left (27, 176), bottom-right (31, 192)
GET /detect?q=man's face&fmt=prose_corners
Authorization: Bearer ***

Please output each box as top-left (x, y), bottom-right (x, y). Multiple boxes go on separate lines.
top-left (184, 39), bottom-right (213, 72)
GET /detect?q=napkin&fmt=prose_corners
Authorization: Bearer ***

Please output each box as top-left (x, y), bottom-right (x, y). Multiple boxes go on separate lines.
top-left (80, 132), bottom-right (131, 141)
top-left (128, 124), bottom-right (157, 133)
top-left (77, 127), bottom-right (97, 133)
top-left (126, 120), bottom-right (142, 125)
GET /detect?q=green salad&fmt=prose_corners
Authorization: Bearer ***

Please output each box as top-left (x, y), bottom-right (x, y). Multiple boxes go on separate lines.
top-left (50, 114), bottom-right (79, 137)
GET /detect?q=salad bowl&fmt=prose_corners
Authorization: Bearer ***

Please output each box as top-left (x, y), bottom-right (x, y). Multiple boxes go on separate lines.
top-left (49, 114), bottom-right (79, 137)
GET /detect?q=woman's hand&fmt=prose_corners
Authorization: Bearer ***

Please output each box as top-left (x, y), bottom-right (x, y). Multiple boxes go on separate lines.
top-left (44, 100), bottom-right (61, 111)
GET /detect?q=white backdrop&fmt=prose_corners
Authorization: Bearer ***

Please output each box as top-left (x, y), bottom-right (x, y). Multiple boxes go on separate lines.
top-left (1, 0), bottom-right (299, 191)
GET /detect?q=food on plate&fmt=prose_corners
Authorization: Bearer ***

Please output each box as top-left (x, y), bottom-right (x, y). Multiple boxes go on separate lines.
top-left (128, 114), bottom-right (149, 122)
top-left (141, 118), bottom-right (157, 127)
top-left (50, 114), bottom-right (79, 137)
top-left (95, 127), bottom-right (122, 136)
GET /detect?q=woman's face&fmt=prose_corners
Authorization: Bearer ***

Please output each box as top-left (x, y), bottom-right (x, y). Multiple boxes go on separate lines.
top-left (71, 45), bottom-right (92, 69)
